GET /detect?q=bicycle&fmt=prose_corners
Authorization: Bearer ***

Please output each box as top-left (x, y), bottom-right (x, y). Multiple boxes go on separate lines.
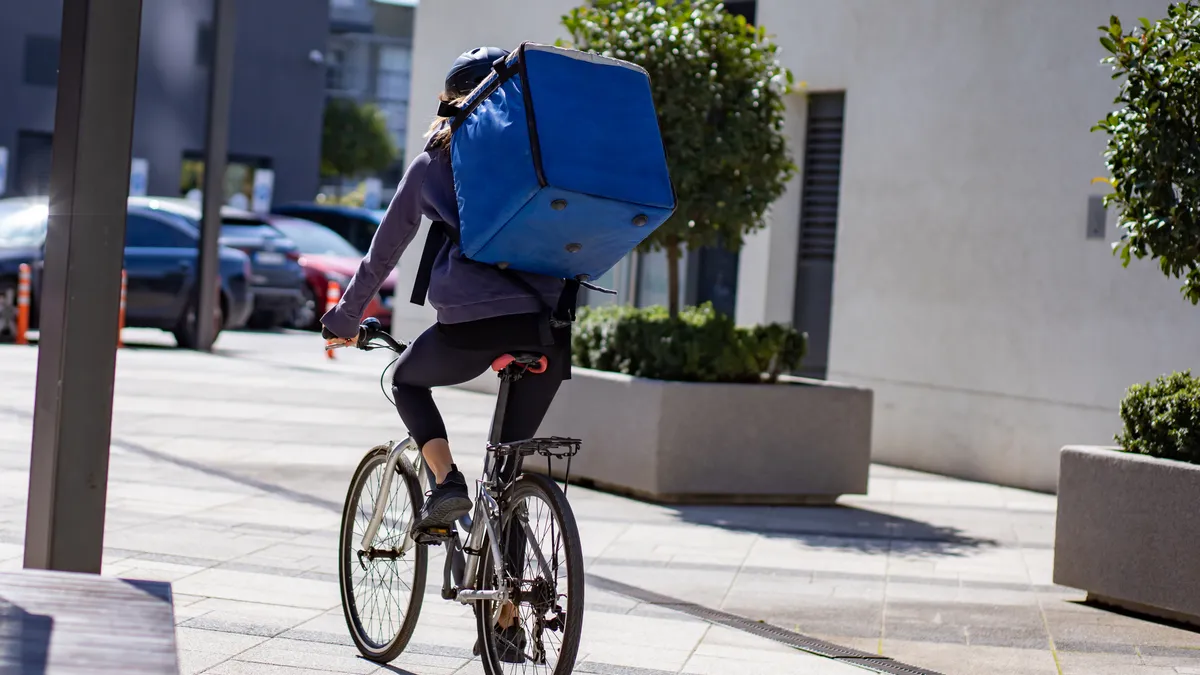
top-left (329, 317), bottom-right (585, 674)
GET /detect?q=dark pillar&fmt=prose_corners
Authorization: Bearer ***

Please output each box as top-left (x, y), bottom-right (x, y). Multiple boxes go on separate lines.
top-left (194, 0), bottom-right (237, 351)
top-left (23, 0), bottom-right (144, 573)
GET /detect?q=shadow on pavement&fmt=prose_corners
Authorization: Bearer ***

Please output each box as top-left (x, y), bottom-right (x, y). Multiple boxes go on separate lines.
top-left (672, 503), bottom-right (998, 556)
top-left (0, 598), bottom-right (53, 675)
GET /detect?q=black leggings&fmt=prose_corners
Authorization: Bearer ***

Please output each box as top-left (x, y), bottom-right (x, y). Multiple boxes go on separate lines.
top-left (391, 322), bottom-right (566, 448)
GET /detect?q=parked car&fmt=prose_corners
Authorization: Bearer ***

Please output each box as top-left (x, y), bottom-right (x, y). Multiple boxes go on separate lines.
top-left (0, 196), bottom-right (254, 347)
top-left (133, 197), bottom-right (307, 330)
top-left (264, 215), bottom-right (396, 330)
top-left (271, 203), bottom-right (385, 255)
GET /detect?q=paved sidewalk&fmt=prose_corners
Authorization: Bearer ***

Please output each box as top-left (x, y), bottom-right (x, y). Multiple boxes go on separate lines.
top-left (2, 329), bottom-right (1199, 675)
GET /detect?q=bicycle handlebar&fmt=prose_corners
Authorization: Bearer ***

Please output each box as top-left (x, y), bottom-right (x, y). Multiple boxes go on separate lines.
top-left (322, 317), bottom-right (406, 355)
top-left (358, 320), bottom-right (405, 353)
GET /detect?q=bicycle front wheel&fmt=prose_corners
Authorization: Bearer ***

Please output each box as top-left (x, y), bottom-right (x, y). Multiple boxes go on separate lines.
top-left (475, 473), bottom-right (585, 675)
top-left (339, 444), bottom-right (427, 663)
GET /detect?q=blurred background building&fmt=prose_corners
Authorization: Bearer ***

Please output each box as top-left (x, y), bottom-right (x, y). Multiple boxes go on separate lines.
top-left (0, 0), bottom-right (416, 207)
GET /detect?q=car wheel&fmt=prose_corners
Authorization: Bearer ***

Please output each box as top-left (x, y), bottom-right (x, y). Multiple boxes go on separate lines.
top-left (174, 298), bottom-right (224, 349)
top-left (291, 285), bottom-right (319, 331)
top-left (0, 281), bottom-right (17, 343)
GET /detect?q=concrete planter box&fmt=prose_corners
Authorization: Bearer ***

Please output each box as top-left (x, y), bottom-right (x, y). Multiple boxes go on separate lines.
top-left (1054, 446), bottom-right (1200, 626)
top-left (534, 368), bottom-right (873, 504)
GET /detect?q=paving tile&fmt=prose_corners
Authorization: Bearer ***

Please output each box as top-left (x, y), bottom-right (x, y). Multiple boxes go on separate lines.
top-left (172, 568), bottom-right (339, 610)
top-left (235, 637), bottom-right (379, 674)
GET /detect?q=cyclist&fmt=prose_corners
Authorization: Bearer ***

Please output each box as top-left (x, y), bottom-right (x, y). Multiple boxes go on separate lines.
top-left (322, 46), bottom-right (571, 534)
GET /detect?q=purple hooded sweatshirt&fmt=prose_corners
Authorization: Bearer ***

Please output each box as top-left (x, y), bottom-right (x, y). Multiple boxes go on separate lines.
top-left (320, 146), bottom-right (565, 339)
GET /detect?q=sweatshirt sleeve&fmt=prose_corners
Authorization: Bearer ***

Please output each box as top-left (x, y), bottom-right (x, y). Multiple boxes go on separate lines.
top-left (320, 153), bottom-right (432, 338)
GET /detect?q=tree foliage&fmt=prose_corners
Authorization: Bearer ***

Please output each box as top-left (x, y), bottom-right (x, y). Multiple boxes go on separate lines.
top-left (321, 98), bottom-right (397, 181)
top-left (1095, 3), bottom-right (1200, 302)
top-left (561, 0), bottom-right (796, 315)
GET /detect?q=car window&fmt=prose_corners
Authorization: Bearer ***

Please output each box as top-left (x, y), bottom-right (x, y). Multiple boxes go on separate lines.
top-left (221, 220), bottom-right (285, 240)
top-left (0, 204), bottom-right (49, 247)
top-left (272, 221), bottom-right (362, 257)
top-left (126, 214), bottom-right (195, 248)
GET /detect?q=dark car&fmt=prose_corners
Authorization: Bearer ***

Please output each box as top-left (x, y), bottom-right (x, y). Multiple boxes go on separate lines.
top-left (0, 196), bottom-right (254, 347)
top-left (271, 203), bottom-right (385, 255)
top-left (136, 197), bottom-right (307, 329)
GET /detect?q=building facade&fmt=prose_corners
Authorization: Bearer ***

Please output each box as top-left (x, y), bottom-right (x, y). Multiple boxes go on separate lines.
top-left (326, 0), bottom-right (414, 188)
top-left (0, 0), bottom-right (328, 205)
top-left (396, 0), bottom-right (1198, 492)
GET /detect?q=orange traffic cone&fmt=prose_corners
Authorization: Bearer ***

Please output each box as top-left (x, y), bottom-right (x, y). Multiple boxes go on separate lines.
top-left (325, 280), bottom-right (341, 360)
top-left (15, 263), bottom-right (31, 346)
top-left (117, 269), bottom-right (127, 348)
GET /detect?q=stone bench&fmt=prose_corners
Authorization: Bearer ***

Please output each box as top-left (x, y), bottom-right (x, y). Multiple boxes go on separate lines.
top-left (0, 569), bottom-right (179, 674)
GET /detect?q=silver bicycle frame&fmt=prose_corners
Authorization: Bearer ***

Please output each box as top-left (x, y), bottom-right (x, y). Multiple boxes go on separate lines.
top-left (357, 436), bottom-right (511, 606)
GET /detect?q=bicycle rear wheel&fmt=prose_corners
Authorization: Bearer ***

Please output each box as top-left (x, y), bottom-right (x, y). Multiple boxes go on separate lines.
top-left (475, 473), bottom-right (584, 675)
top-left (339, 444), bottom-right (427, 663)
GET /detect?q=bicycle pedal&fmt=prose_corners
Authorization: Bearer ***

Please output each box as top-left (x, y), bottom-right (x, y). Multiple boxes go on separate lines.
top-left (413, 526), bottom-right (454, 546)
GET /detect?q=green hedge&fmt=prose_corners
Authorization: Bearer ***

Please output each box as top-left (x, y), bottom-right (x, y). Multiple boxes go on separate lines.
top-left (572, 303), bottom-right (806, 383)
top-left (1116, 371), bottom-right (1200, 465)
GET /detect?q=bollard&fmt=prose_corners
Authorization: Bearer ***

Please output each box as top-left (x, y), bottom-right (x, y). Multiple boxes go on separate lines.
top-left (15, 263), bottom-right (31, 345)
top-left (116, 269), bottom-right (127, 348)
top-left (325, 279), bottom-right (341, 360)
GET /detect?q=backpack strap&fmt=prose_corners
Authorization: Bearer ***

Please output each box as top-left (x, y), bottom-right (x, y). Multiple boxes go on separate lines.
top-left (408, 220), bottom-right (583, 345)
top-left (409, 221), bottom-right (450, 307)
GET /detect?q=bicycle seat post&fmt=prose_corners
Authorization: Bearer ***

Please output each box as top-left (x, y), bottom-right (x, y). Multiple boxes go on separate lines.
top-left (488, 372), bottom-right (514, 448)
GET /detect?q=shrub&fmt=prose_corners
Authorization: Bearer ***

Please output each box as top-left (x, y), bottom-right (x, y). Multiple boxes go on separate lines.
top-left (1116, 371), bottom-right (1200, 465)
top-left (572, 303), bottom-right (805, 383)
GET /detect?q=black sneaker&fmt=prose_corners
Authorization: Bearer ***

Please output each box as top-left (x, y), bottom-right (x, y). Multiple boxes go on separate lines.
top-left (414, 465), bottom-right (472, 531)
top-left (495, 623), bottom-right (527, 664)
top-left (472, 623), bottom-right (527, 664)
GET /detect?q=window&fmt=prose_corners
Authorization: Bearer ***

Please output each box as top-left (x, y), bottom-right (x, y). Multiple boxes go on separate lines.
top-left (196, 24), bottom-right (213, 66)
top-left (126, 214), bottom-right (196, 248)
top-left (220, 222), bottom-right (280, 239)
top-left (271, 221), bottom-right (362, 257)
top-left (375, 44), bottom-right (412, 147)
top-left (0, 203), bottom-right (49, 247)
top-left (725, 1), bottom-right (757, 24)
top-left (16, 131), bottom-right (54, 197)
top-left (376, 46), bottom-right (411, 101)
top-left (326, 39), bottom-right (367, 93)
top-left (792, 92), bottom-right (846, 379)
top-left (24, 36), bottom-right (59, 87)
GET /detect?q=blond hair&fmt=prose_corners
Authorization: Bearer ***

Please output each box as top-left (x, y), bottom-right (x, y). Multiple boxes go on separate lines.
top-left (425, 92), bottom-right (471, 149)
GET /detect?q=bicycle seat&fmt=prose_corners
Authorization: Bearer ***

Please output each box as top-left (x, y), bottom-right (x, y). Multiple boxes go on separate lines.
top-left (492, 351), bottom-right (548, 374)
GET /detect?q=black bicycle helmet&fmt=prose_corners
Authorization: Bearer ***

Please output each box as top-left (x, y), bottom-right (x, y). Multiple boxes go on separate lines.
top-left (445, 46), bottom-right (510, 97)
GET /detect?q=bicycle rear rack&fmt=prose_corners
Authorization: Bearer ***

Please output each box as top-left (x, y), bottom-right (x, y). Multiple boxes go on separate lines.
top-left (487, 436), bottom-right (581, 459)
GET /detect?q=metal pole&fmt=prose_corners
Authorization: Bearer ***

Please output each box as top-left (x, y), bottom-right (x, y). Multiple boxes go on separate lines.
top-left (194, 0), bottom-right (237, 351)
top-left (23, 0), bottom-right (144, 573)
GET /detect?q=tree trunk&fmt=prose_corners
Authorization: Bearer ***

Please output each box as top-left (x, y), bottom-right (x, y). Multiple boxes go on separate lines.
top-left (666, 237), bottom-right (681, 318)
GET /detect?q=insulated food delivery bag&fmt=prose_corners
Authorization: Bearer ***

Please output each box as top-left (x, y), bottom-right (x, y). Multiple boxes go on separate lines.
top-left (446, 42), bottom-right (677, 282)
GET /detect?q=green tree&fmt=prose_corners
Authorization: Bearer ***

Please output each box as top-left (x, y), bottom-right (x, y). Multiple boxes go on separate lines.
top-left (321, 98), bottom-right (397, 187)
top-left (1095, 3), bottom-right (1200, 302)
top-left (561, 0), bottom-right (796, 316)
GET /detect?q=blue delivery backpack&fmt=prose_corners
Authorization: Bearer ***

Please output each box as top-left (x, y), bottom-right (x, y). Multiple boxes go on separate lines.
top-left (410, 42), bottom-right (677, 326)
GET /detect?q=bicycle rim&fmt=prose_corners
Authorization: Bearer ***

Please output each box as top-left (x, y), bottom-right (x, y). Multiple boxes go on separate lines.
top-left (476, 473), bottom-right (584, 675)
top-left (339, 445), bottom-right (427, 662)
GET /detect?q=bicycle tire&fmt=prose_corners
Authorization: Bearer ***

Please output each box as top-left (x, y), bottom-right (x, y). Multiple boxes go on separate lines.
top-left (339, 444), bottom-right (427, 663)
top-left (475, 473), bottom-right (585, 675)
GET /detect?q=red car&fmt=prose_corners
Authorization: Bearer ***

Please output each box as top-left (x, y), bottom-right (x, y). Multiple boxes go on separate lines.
top-left (264, 215), bottom-right (396, 330)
